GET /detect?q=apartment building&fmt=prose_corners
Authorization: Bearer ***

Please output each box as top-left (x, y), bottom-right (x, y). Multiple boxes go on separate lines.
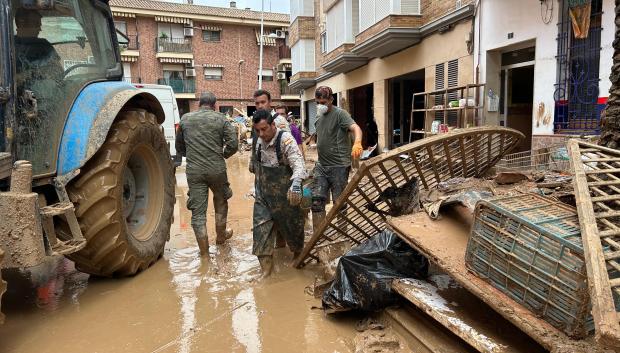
top-left (291, 0), bottom-right (615, 153)
top-left (475, 0), bottom-right (615, 151)
top-left (109, 0), bottom-right (299, 117)
top-left (289, 0), bottom-right (476, 150)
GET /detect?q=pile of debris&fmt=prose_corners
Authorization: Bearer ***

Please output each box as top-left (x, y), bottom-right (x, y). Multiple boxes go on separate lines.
top-left (297, 127), bottom-right (620, 353)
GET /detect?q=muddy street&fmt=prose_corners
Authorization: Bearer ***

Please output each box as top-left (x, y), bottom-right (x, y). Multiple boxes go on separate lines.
top-left (0, 153), bottom-right (361, 353)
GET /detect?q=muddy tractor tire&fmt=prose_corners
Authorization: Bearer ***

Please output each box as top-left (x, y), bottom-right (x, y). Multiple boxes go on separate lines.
top-left (0, 247), bottom-right (5, 324)
top-left (64, 109), bottom-right (174, 277)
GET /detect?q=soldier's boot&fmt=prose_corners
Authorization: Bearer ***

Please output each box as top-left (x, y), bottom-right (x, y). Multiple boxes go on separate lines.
top-left (192, 224), bottom-right (209, 256)
top-left (312, 211), bottom-right (326, 237)
top-left (258, 255), bottom-right (274, 279)
top-left (215, 224), bottom-right (233, 245)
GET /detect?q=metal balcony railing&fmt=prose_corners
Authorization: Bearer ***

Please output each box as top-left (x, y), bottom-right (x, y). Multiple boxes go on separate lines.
top-left (119, 34), bottom-right (139, 50)
top-left (156, 37), bottom-right (192, 53)
top-left (278, 45), bottom-right (291, 60)
top-left (158, 78), bottom-right (195, 93)
top-left (280, 85), bottom-right (299, 96)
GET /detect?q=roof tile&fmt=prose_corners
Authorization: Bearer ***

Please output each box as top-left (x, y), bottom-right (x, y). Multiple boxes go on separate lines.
top-left (109, 0), bottom-right (289, 23)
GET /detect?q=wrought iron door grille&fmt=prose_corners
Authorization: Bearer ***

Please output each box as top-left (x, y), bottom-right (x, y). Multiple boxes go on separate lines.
top-left (554, 0), bottom-right (603, 135)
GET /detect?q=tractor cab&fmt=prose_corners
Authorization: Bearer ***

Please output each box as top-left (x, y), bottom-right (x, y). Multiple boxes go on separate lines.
top-left (2, 0), bottom-right (122, 178)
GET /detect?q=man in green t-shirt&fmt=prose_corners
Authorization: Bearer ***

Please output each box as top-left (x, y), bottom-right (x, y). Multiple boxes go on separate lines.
top-left (311, 86), bottom-right (363, 232)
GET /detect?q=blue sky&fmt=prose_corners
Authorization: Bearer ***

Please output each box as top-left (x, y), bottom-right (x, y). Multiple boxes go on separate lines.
top-left (193, 0), bottom-right (290, 14)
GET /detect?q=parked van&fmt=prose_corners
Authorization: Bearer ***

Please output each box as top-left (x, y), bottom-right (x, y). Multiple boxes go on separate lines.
top-left (134, 84), bottom-right (180, 158)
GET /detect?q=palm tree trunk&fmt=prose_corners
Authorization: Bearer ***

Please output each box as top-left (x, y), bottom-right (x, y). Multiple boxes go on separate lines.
top-left (601, 0), bottom-right (620, 149)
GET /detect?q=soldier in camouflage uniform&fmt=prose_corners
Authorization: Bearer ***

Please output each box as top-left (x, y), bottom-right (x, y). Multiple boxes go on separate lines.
top-left (251, 109), bottom-right (307, 278)
top-left (176, 92), bottom-right (238, 255)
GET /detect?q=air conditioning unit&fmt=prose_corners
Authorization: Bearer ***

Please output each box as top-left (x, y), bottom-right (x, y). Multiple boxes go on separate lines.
top-left (455, 0), bottom-right (462, 9)
top-left (184, 27), bottom-right (194, 37)
top-left (275, 30), bottom-right (286, 38)
top-left (276, 72), bottom-right (286, 80)
top-left (185, 68), bottom-right (196, 77)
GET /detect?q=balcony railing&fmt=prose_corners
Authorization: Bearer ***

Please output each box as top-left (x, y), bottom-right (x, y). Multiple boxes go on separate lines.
top-left (278, 45), bottom-right (291, 60)
top-left (123, 76), bottom-right (141, 84)
top-left (119, 34), bottom-right (139, 50)
top-left (158, 78), bottom-right (195, 94)
top-left (280, 85), bottom-right (300, 97)
top-left (157, 37), bottom-right (192, 53)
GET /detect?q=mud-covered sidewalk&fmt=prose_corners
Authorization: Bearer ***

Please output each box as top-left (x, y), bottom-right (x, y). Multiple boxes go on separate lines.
top-left (0, 154), bottom-right (362, 353)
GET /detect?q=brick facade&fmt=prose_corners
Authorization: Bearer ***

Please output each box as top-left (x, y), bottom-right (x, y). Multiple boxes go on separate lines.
top-left (113, 10), bottom-right (296, 116)
top-left (288, 17), bottom-right (316, 46)
top-left (421, 0), bottom-right (473, 25)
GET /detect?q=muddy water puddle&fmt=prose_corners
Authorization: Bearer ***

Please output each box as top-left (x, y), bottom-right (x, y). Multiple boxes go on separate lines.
top-left (0, 154), bottom-right (359, 353)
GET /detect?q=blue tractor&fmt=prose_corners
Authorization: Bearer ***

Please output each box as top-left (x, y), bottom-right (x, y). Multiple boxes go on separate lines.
top-left (0, 0), bottom-right (175, 320)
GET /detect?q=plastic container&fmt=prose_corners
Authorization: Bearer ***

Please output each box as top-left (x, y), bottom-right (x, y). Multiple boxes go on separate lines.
top-left (465, 193), bottom-right (592, 338)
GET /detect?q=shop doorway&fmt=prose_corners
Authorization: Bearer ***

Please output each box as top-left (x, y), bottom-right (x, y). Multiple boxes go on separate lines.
top-left (348, 84), bottom-right (375, 152)
top-left (389, 69), bottom-right (425, 148)
top-left (500, 48), bottom-right (535, 153)
top-left (177, 99), bottom-right (191, 117)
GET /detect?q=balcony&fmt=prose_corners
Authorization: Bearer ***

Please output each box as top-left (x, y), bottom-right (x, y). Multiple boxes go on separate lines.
top-left (321, 43), bottom-right (368, 74)
top-left (120, 34), bottom-right (139, 50)
top-left (280, 85), bottom-right (300, 100)
top-left (157, 78), bottom-right (196, 98)
top-left (157, 37), bottom-right (192, 53)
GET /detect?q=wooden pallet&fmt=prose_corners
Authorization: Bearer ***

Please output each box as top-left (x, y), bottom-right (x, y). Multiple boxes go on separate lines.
top-left (568, 140), bottom-right (620, 348)
top-left (294, 127), bottom-right (524, 268)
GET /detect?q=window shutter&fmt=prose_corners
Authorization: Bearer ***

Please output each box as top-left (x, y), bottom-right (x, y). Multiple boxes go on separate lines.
top-left (435, 63), bottom-right (445, 122)
top-left (447, 59), bottom-right (459, 126)
top-left (375, 0), bottom-right (390, 22)
top-left (400, 0), bottom-right (420, 15)
top-left (291, 42), bottom-right (300, 74)
top-left (204, 67), bottom-right (222, 77)
top-left (290, 0), bottom-right (299, 21)
top-left (304, 39), bottom-right (315, 71)
top-left (359, 0), bottom-right (374, 32)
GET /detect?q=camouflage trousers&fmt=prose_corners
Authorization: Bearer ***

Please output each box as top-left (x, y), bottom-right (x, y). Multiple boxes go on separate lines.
top-left (186, 172), bottom-right (233, 230)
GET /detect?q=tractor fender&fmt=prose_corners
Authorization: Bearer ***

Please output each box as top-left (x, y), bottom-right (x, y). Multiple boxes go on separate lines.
top-left (57, 81), bottom-right (165, 178)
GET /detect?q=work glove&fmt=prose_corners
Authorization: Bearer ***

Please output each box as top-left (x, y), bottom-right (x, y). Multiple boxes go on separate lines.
top-left (287, 178), bottom-right (303, 206)
top-left (351, 140), bottom-right (363, 160)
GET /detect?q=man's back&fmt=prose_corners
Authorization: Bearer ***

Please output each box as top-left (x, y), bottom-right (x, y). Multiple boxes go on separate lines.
top-left (178, 108), bottom-right (237, 175)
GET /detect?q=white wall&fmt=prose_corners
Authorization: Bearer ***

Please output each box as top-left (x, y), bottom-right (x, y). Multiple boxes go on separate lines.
top-left (474, 0), bottom-right (614, 136)
top-left (359, 0), bottom-right (420, 32)
top-left (290, 0), bottom-right (315, 23)
top-left (291, 39), bottom-right (316, 74)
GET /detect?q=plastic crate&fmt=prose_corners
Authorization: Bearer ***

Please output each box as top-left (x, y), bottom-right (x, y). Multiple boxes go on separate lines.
top-left (465, 193), bottom-right (593, 339)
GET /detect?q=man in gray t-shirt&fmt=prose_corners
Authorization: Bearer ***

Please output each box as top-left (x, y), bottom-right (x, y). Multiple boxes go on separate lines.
top-left (311, 86), bottom-right (363, 233)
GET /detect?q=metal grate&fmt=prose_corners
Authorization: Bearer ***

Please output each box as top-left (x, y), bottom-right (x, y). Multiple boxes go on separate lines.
top-left (495, 143), bottom-right (571, 172)
top-left (553, 0), bottom-right (603, 135)
top-left (569, 140), bottom-right (620, 347)
top-left (294, 127), bottom-right (525, 268)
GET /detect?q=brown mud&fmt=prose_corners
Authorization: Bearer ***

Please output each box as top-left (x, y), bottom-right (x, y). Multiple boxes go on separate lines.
top-left (0, 154), bottom-right (365, 353)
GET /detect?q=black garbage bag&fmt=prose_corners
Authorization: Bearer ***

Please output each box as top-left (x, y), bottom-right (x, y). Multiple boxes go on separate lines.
top-left (322, 229), bottom-right (429, 313)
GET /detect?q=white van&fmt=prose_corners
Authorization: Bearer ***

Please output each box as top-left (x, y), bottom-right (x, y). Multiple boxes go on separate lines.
top-left (134, 84), bottom-right (180, 157)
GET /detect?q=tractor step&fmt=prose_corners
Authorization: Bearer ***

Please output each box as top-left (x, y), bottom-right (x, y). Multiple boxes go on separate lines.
top-left (40, 202), bottom-right (86, 256)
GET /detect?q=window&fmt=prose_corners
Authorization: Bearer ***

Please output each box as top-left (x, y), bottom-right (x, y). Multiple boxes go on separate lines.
top-left (202, 30), bottom-right (221, 42)
top-left (114, 20), bottom-right (127, 35)
top-left (204, 67), bottom-right (223, 80)
top-left (320, 32), bottom-right (327, 53)
top-left (219, 106), bottom-right (233, 117)
top-left (258, 68), bottom-right (274, 82)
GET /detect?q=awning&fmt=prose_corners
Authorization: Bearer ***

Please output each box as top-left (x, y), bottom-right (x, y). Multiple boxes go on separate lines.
top-left (112, 11), bottom-right (135, 18)
top-left (121, 55), bottom-right (138, 63)
top-left (255, 31), bottom-right (277, 46)
top-left (155, 16), bottom-right (193, 26)
top-left (200, 25), bottom-right (222, 31)
top-left (203, 64), bottom-right (225, 68)
top-left (281, 63), bottom-right (292, 70)
top-left (159, 57), bottom-right (193, 64)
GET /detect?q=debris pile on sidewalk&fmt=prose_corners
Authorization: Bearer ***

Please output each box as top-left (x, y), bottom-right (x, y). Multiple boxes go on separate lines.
top-left (297, 127), bottom-right (620, 352)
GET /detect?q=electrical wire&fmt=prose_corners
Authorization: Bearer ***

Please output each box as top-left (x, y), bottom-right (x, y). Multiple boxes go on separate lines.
top-left (541, 0), bottom-right (554, 25)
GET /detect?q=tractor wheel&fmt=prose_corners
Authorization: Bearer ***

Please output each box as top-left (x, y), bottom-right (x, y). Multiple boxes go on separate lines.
top-left (0, 247), bottom-right (5, 324)
top-left (65, 109), bottom-right (174, 277)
